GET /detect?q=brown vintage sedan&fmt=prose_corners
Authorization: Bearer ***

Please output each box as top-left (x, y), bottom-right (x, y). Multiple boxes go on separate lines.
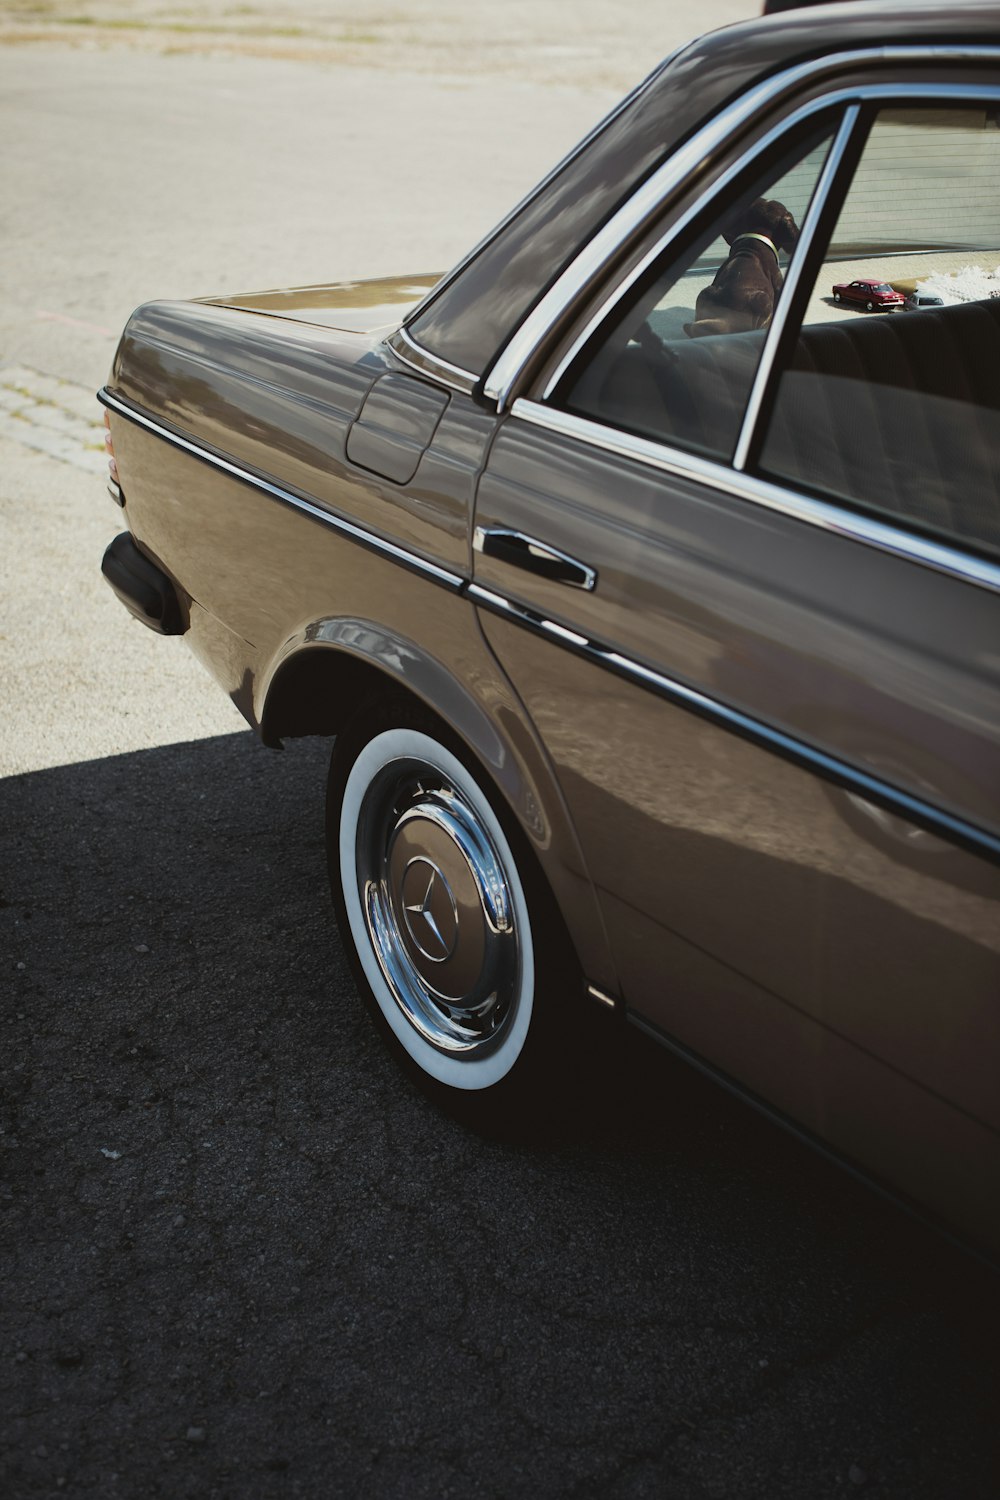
top-left (100, 0), bottom-right (1000, 1258)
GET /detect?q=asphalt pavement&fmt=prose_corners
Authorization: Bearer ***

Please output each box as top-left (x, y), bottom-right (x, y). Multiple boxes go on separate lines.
top-left (2, 5), bottom-right (1000, 1497)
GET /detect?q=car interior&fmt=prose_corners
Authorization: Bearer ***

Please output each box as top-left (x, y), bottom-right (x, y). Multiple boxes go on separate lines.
top-left (558, 102), bottom-right (1000, 560)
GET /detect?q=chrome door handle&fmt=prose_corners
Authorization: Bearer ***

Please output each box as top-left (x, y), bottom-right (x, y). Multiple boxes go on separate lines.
top-left (473, 527), bottom-right (597, 591)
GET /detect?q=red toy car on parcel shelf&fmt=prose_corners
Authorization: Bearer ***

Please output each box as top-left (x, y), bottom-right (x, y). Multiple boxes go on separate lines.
top-left (832, 277), bottom-right (905, 310)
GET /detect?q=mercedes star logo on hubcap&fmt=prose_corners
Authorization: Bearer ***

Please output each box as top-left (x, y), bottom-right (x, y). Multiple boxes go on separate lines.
top-left (400, 857), bottom-right (459, 963)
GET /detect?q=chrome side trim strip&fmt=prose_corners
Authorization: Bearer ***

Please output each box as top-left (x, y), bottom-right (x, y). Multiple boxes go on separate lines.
top-left (731, 102), bottom-right (861, 472)
top-left (484, 52), bottom-right (1000, 410)
top-left (467, 579), bottom-right (1000, 862)
top-left (510, 399), bottom-right (1000, 597)
top-left (385, 326), bottom-right (477, 395)
top-left (98, 388), bottom-right (467, 592)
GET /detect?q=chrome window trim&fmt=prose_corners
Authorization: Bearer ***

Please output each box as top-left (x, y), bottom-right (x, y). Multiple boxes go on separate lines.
top-left (467, 579), bottom-right (1000, 864)
top-left (539, 94), bottom-right (853, 406)
top-left (385, 326), bottom-right (478, 395)
top-left (483, 50), bottom-right (1000, 411)
top-left (541, 81), bottom-right (1000, 407)
top-left (510, 398), bottom-right (1000, 597)
top-left (98, 388), bottom-right (467, 592)
top-left (732, 102), bottom-right (861, 471)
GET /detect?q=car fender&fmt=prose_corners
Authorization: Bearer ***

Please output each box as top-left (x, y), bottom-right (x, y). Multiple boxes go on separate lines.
top-left (258, 613), bottom-right (622, 1005)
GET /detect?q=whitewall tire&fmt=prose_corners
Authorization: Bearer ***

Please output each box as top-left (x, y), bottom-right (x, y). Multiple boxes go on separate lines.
top-left (325, 700), bottom-right (575, 1116)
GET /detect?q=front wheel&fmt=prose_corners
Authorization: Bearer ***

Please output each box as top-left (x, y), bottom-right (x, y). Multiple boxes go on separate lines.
top-left (326, 700), bottom-right (574, 1122)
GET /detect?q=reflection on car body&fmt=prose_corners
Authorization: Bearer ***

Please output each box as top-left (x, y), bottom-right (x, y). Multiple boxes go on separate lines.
top-left (99, 0), bottom-right (1000, 1260)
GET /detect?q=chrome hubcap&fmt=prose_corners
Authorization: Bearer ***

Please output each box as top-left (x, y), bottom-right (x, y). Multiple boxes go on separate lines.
top-left (357, 760), bottom-right (520, 1056)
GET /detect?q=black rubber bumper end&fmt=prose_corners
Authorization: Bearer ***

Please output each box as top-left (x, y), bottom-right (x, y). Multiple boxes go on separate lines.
top-left (101, 532), bottom-right (185, 635)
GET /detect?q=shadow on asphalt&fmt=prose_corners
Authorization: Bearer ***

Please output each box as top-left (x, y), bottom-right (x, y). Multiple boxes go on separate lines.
top-left (2, 732), bottom-right (998, 1499)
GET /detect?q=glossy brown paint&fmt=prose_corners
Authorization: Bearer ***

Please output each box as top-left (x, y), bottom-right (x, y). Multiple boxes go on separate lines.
top-left (472, 418), bottom-right (1000, 1252)
top-left (106, 375), bottom-right (618, 1003)
top-left (101, 0), bottom-right (1000, 1255)
top-left (346, 375), bottom-right (450, 485)
top-left (203, 274), bottom-right (440, 333)
top-left (474, 419), bottom-right (1000, 834)
top-left (111, 299), bottom-right (476, 579)
top-left (484, 613), bottom-right (1000, 1248)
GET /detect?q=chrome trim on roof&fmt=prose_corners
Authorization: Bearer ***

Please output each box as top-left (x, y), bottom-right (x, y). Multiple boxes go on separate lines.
top-left (510, 398), bottom-right (1000, 597)
top-left (98, 388), bottom-right (467, 592)
top-left (467, 578), bottom-right (1000, 863)
top-left (484, 50), bottom-right (1000, 410)
top-left (385, 326), bottom-right (477, 395)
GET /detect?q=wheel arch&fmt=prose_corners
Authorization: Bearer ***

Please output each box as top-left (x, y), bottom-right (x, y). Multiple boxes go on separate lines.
top-left (258, 619), bottom-right (510, 776)
top-left (258, 617), bottom-right (621, 1004)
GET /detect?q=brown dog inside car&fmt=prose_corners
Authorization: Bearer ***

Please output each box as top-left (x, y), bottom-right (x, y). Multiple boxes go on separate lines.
top-left (684, 197), bottom-right (800, 338)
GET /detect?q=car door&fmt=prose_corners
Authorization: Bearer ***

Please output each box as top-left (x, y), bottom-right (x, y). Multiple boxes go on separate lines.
top-left (470, 83), bottom-right (1000, 1250)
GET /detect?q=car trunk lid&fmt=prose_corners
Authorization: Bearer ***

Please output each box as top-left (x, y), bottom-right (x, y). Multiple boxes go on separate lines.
top-left (199, 275), bottom-right (440, 333)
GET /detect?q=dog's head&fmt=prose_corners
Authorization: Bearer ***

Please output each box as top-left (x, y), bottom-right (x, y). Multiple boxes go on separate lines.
top-left (722, 197), bottom-right (800, 253)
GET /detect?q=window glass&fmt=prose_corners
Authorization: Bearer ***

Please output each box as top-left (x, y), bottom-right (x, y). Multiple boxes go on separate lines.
top-left (760, 106), bottom-right (1000, 559)
top-left (405, 58), bottom-right (678, 377)
top-left (551, 124), bottom-right (836, 462)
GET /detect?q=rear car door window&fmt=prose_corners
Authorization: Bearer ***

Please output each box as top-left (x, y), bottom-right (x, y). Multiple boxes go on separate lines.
top-left (553, 122), bottom-right (838, 463)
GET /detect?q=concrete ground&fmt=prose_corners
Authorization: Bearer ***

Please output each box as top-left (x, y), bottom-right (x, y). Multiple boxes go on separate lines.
top-left (2, 5), bottom-right (1000, 1499)
top-left (0, 0), bottom-right (753, 773)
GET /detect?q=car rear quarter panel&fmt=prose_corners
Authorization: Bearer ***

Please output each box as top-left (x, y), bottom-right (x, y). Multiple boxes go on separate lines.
top-left (110, 300), bottom-right (478, 589)
top-left (105, 306), bottom-right (618, 998)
